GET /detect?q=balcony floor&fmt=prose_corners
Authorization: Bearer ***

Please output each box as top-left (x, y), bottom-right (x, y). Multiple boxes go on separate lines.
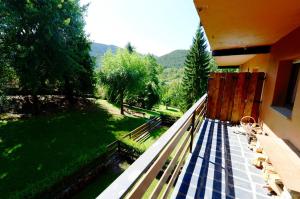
top-left (171, 119), bottom-right (271, 199)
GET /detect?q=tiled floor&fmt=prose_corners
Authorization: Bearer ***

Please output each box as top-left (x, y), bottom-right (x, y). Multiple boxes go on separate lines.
top-left (171, 119), bottom-right (271, 199)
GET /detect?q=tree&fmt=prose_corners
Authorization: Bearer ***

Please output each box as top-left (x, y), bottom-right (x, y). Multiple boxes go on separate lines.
top-left (137, 55), bottom-right (161, 109)
top-left (161, 80), bottom-right (184, 110)
top-left (181, 25), bottom-right (211, 110)
top-left (100, 50), bottom-right (147, 114)
top-left (0, 66), bottom-right (15, 112)
top-left (1, 0), bottom-right (95, 112)
top-left (125, 42), bottom-right (135, 54)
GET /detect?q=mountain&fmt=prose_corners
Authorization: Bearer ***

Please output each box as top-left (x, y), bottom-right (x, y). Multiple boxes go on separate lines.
top-left (90, 42), bottom-right (119, 68)
top-left (90, 43), bottom-right (188, 69)
top-left (156, 50), bottom-right (188, 68)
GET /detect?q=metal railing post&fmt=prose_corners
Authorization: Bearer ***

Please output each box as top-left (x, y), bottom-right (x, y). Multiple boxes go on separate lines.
top-left (190, 111), bottom-right (196, 153)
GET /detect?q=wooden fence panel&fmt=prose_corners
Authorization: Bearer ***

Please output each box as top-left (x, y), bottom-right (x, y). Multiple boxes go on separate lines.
top-left (215, 73), bottom-right (226, 119)
top-left (243, 73), bottom-right (259, 117)
top-left (207, 73), bottom-right (220, 119)
top-left (206, 72), bottom-right (265, 123)
top-left (220, 73), bottom-right (233, 121)
top-left (206, 73), bottom-right (214, 119)
top-left (240, 73), bottom-right (251, 120)
top-left (231, 73), bottom-right (247, 123)
top-left (227, 73), bottom-right (238, 121)
top-left (251, 72), bottom-right (265, 121)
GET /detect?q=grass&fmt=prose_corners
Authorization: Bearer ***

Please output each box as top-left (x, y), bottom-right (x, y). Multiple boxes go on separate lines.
top-left (71, 126), bottom-right (169, 199)
top-left (153, 105), bottom-right (183, 118)
top-left (143, 127), bottom-right (169, 148)
top-left (142, 178), bottom-right (173, 199)
top-left (124, 105), bottom-right (160, 118)
top-left (73, 160), bottom-right (131, 199)
top-left (125, 104), bottom-right (183, 118)
top-left (121, 126), bottom-right (169, 153)
top-left (0, 100), bottom-right (146, 199)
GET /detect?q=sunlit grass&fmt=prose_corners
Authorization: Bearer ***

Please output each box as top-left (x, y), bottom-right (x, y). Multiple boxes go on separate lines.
top-left (123, 104), bottom-right (183, 118)
top-left (0, 104), bottom-right (146, 199)
top-left (72, 160), bottom-right (131, 199)
top-left (72, 126), bottom-right (169, 199)
top-left (121, 126), bottom-right (169, 153)
top-left (154, 105), bottom-right (183, 118)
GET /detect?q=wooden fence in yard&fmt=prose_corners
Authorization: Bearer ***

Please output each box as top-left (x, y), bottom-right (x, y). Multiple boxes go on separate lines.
top-left (207, 72), bottom-right (265, 123)
top-left (106, 116), bottom-right (162, 156)
top-left (123, 116), bottom-right (162, 142)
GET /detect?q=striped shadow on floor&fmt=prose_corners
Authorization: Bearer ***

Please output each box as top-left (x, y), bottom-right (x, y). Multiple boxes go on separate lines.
top-left (171, 119), bottom-right (271, 199)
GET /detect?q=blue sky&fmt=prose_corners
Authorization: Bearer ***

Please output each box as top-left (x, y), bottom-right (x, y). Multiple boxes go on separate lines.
top-left (80, 0), bottom-right (200, 56)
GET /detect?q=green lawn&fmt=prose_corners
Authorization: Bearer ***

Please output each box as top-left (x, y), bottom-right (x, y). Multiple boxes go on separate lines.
top-left (73, 126), bottom-right (169, 199)
top-left (73, 160), bottom-right (131, 199)
top-left (121, 126), bottom-right (169, 153)
top-left (154, 105), bottom-right (183, 118)
top-left (0, 101), bottom-right (146, 199)
top-left (125, 104), bottom-right (183, 118)
top-left (143, 126), bottom-right (169, 148)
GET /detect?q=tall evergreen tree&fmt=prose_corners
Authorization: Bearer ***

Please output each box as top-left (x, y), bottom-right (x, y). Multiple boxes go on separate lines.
top-left (182, 25), bottom-right (211, 109)
top-left (125, 42), bottom-right (135, 54)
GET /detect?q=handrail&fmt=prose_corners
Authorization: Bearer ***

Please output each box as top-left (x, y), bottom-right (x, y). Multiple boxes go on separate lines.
top-left (97, 94), bottom-right (207, 199)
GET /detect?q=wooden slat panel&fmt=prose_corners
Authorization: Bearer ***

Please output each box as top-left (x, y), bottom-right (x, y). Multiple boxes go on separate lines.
top-left (215, 73), bottom-right (226, 119)
top-left (149, 130), bottom-right (191, 198)
top-left (227, 73), bottom-right (238, 121)
top-left (239, 73), bottom-right (251, 121)
top-left (231, 73), bottom-right (247, 123)
top-left (219, 73), bottom-right (231, 121)
top-left (206, 73), bottom-right (216, 119)
top-left (208, 73), bottom-right (221, 119)
top-left (207, 72), bottom-right (264, 123)
top-left (243, 73), bottom-right (259, 119)
top-left (161, 140), bottom-right (191, 199)
top-left (126, 117), bottom-right (192, 198)
top-left (251, 72), bottom-right (265, 121)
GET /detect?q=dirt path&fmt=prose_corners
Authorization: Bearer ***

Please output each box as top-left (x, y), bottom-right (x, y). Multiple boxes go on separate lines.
top-left (96, 100), bottom-right (123, 117)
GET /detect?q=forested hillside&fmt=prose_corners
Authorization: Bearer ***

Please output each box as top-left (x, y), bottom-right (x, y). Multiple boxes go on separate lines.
top-left (156, 50), bottom-right (188, 68)
top-left (90, 43), bottom-right (119, 68)
top-left (91, 45), bottom-right (188, 69)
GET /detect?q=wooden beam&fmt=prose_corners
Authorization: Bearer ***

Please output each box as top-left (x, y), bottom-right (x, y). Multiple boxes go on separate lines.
top-left (218, 65), bottom-right (240, 69)
top-left (212, 46), bottom-right (271, 56)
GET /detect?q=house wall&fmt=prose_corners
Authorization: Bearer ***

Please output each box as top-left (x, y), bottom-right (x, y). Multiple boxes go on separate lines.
top-left (240, 27), bottom-right (300, 149)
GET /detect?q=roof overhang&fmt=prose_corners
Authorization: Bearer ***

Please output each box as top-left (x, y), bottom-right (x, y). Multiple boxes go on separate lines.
top-left (194, 0), bottom-right (300, 66)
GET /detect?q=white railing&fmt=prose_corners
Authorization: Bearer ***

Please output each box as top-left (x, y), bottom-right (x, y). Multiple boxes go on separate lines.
top-left (97, 94), bottom-right (208, 199)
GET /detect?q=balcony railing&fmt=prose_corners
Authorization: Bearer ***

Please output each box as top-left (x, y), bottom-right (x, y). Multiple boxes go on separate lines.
top-left (97, 94), bottom-right (207, 199)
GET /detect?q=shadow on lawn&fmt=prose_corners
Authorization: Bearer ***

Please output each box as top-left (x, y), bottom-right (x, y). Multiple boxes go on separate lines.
top-left (0, 104), bottom-right (145, 199)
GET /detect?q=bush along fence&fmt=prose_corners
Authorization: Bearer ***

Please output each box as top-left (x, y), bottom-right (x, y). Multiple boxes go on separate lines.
top-left (34, 116), bottom-right (169, 199)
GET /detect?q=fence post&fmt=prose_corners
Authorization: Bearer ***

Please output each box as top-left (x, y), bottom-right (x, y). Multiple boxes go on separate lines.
top-left (190, 111), bottom-right (196, 153)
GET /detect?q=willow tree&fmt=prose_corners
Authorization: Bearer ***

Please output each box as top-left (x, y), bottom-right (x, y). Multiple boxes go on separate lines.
top-left (182, 25), bottom-right (211, 110)
top-left (100, 50), bottom-right (147, 114)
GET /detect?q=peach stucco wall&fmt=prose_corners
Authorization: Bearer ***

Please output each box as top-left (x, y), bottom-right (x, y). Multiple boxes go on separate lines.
top-left (240, 27), bottom-right (300, 149)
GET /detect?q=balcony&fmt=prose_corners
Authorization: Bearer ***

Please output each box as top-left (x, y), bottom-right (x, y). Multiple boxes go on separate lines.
top-left (171, 119), bottom-right (268, 199)
top-left (96, 82), bottom-right (274, 198)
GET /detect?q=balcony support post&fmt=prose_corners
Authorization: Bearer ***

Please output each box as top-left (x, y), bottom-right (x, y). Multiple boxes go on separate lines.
top-left (190, 111), bottom-right (196, 153)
